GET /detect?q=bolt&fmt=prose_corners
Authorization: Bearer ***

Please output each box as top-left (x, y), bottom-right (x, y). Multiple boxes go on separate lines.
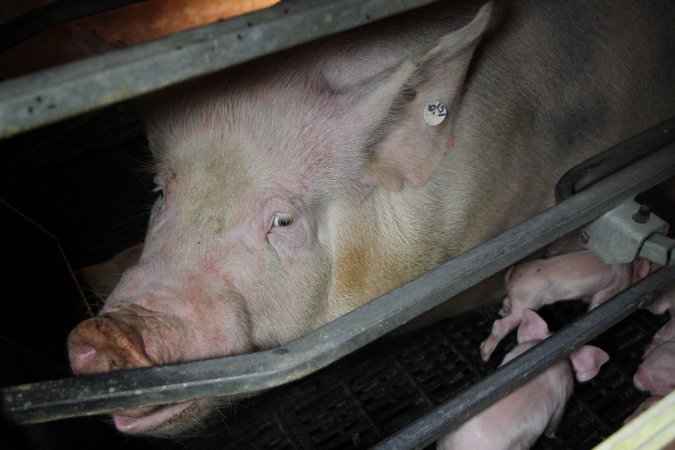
top-left (632, 204), bottom-right (651, 224)
top-left (580, 230), bottom-right (590, 244)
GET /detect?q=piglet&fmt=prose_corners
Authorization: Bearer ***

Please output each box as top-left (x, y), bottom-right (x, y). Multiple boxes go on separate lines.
top-left (642, 283), bottom-right (675, 357)
top-left (634, 338), bottom-right (675, 398)
top-left (480, 251), bottom-right (651, 361)
top-left (439, 310), bottom-right (609, 450)
top-left (643, 317), bottom-right (675, 358)
top-left (624, 284), bottom-right (675, 422)
top-left (646, 283), bottom-right (675, 316)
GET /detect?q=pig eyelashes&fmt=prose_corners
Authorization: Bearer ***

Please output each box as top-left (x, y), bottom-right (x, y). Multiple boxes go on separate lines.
top-left (152, 185), bottom-right (164, 199)
top-left (272, 214), bottom-right (295, 228)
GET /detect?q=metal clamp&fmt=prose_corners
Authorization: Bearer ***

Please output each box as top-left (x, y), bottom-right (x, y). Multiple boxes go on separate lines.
top-left (639, 233), bottom-right (675, 267)
top-left (582, 198), bottom-right (672, 265)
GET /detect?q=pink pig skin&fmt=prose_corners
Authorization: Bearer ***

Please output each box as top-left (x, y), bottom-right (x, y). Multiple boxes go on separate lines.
top-left (642, 283), bottom-right (674, 360)
top-left (480, 251), bottom-right (650, 361)
top-left (77, 243), bottom-right (144, 298)
top-left (627, 317), bottom-right (675, 421)
top-left (643, 316), bottom-right (675, 357)
top-left (630, 285), bottom-right (675, 420)
top-left (439, 310), bottom-right (609, 450)
top-left (634, 338), bottom-right (675, 398)
top-left (646, 283), bottom-right (675, 316)
top-left (65, 0), bottom-right (675, 436)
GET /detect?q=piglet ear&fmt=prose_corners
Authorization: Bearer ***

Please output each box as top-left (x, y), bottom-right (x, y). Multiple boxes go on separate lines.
top-left (348, 3), bottom-right (492, 191)
top-left (569, 345), bottom-right (609, 383)
top-left (517, 309), bottom-right (551, 344)
top-left (631, 259), bottom-right (653, 283)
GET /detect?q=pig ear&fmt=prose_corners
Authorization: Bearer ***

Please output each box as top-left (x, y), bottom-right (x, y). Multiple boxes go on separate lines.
top-left (352, 3), bottom-right (492, 190)
top-left (631, 259), bottom-right (651, 283)
top-left (569, 346), bottom-right (609, 382)
top-left (517, 310), bottom-right (551, 344)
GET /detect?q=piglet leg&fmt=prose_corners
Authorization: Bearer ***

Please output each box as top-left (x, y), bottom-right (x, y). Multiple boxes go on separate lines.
top-left (480, 297), bottom-right (525, 362)
top-left (644, 318), bottom-right (675, 357)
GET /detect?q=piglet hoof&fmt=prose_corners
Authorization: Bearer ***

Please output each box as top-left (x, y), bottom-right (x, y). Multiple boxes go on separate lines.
top-left (632, 371), bottom-right (649, 393)
top-left (480, 336), bottom-right (496, 362)
top-left (497, 297), bottom-right (511, 317)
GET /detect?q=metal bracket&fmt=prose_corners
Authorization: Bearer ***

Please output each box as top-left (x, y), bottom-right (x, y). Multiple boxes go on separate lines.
top-left (639, 233), bottom-right (675, 266)
top-left (582, 198), bottom-right (672, 265)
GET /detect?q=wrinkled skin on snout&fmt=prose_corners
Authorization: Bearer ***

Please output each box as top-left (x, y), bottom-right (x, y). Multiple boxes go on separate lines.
top-left (68, 304), bottom-right (237, 432)
top-left (68, 0), bottom-right (675, 436)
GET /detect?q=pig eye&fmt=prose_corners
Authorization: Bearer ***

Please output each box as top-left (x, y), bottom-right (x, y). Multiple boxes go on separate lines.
top-left (272, 215), bottom-right (294, 227)
top-left (152, 185), bottom-right (164, 199)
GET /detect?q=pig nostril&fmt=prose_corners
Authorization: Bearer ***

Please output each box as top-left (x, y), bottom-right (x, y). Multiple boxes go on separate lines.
top-left (68, 316), bottom-right (154, 375)
top-left (69, 343), bottom-right (98, 374)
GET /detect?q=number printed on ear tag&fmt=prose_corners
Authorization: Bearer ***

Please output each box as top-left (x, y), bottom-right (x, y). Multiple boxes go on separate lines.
top-left (424, 101), bottom-right (447, 126)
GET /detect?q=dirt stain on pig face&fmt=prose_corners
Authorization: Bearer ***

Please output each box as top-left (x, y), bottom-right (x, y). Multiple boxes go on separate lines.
top-left (336, 243), bottom-right (368, 294)
top-left (160, 142), bottom-right (254, 235)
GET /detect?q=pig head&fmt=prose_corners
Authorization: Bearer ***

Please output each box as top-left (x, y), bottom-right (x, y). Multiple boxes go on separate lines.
top-left (68, 0), bottom-right (675, 436)
top-left (68, 2), bottom-right (492, 435)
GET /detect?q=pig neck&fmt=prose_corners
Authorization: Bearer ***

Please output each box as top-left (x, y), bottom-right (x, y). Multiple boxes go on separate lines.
top-left (322, 138), bottom-right (524, 323)
top-left (325, 183), bottom-right (453, 321)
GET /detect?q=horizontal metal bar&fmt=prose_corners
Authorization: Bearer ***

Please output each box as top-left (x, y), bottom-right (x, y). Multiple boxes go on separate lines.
top-left (2, 140), bottom-right (674, 425)
top-left (374, 265), bottom-right (675, 450)
top-left (0, 0), bottom-right (441, 139)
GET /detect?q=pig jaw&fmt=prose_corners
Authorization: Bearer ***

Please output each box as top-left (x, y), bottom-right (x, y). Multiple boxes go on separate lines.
top-left (112, 400), bottom-right (215, 436)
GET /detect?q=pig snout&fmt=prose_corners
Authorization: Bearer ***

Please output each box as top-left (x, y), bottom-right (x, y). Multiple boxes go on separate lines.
top-left (66, 262), bottom-right (257, 435)
top-left (68, 315), bottom-right (152, 375)
top-left (67, 305), bottom-right (218, 435)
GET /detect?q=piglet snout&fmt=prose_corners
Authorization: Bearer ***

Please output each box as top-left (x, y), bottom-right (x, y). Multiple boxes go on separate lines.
top-left (68, 316), bottom-right (152, 375)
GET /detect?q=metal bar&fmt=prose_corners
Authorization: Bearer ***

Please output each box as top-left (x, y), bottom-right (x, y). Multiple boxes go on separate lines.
top-left (0, 0), bottom-right (442, 139)
top-left (2, 141), bottom-right (674, 425)
top-left (555, 116), bottom-right (675, 202)
top-left (375, 265), bottom-right (675, 450)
